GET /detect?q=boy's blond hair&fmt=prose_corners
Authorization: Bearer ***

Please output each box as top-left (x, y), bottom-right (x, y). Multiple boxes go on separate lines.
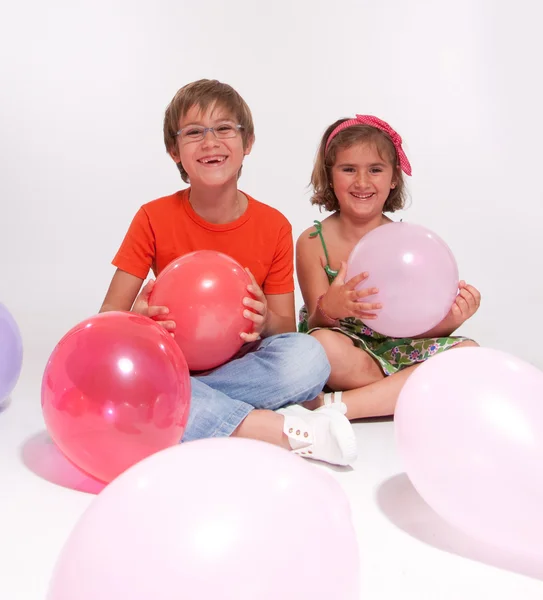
top-left (163, 79), bottom-right (255, 183)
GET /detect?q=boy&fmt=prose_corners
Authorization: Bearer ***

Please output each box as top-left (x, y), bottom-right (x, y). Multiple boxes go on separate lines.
top-left (99, 79), bottom-right (357, 466)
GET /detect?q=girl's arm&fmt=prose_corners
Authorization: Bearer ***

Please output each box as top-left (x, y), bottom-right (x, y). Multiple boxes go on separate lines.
top-left (414, 314), bottom-right (458, 339)
top-left (296, 230), bottom-right (338, 329)
top-left (296, 229), bottom-right (381, 329)
top-left (413, 282), bottom-right (481, 339)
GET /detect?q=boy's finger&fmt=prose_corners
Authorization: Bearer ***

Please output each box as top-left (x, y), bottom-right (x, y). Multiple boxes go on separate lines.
top-left (154, 320), bottom-right (176, 331)
top-left (240, 331), bottom-right (262, 342)
top-left (243, 297), bottom-right (265, 315)
top-left (140, 279), bottom-right (155, 298)
top-left (148, 306), bottom-right (169, 318)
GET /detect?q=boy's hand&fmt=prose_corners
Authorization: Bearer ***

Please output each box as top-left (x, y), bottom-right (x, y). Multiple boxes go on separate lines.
top-left (132, 280), bottom-right (176, 334)
top-left (240, 268), bottom-right (267, 342)
top-left (448, 281), bottom-right (481, 328)
top-left (320, 261), bottom-right (381, 321)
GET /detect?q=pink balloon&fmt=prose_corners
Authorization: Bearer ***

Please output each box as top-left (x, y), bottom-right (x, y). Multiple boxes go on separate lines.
top-left (42, 312), bottom-right (191, 483)
top-left (47, 438), bottom-right (360, 600)
top-left (346, 222), bottom-right (459, 337)
top-left (150, 250), bottom-right (254, 372)
top-left (395, 347), bottom-right (543, 561)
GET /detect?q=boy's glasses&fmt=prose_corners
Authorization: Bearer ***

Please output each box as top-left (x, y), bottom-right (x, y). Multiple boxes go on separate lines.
top-left (175, 123), bottom-right (244, 143)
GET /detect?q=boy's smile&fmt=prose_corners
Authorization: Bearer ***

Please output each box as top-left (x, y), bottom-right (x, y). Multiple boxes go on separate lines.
top-left (197, 154), bottom-right (228, 166)
top-left (170, 103), bottom-right (253, 188)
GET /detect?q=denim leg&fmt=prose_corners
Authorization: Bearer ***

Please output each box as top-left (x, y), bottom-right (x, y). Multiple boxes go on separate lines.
top-left (181, 377), bottom-right (254, 442)
top-left (181, 332), bottom-right (330, 443)
top-left (196, 332), bottom-right (330, 411)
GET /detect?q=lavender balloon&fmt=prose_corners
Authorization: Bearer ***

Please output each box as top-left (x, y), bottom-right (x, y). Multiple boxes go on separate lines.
top-left (0, 303), bottom-right (23, 403)
top-left (346, 222), bottom-right (459, 338)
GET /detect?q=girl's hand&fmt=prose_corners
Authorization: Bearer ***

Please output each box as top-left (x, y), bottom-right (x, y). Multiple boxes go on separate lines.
top-left (132, 280), bottom-right (176, 334)
top-left (320, 261), bottom-right (382, 321)
top-left (448, 281), bottom-right (481, 328)
top-left (240, 268), bottom-right (267, 342)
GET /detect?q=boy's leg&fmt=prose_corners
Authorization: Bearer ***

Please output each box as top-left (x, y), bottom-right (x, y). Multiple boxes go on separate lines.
top-left (196, 332), bottom-right (330, 411)
top-left (182, 341), bottom-right (356, 466)
top-left (181, 377), bottom-right (253, 442)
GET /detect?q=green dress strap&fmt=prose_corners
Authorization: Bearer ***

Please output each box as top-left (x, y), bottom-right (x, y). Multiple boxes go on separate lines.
top-left (309, 220), bottom-right (339, 283)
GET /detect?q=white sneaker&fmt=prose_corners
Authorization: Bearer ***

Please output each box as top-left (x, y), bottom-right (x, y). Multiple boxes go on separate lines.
top-left (276, 403), bottom-right (357, 466)
top-left (317, 391), bottom-right (347, 415)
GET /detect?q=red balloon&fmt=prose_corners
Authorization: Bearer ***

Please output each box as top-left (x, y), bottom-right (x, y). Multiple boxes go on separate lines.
top-left (41, 312), bottom-right (191, 483)
top-left (150, 250), bottom-right (254, 371)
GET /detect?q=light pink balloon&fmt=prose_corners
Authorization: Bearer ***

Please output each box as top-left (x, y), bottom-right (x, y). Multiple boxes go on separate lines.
top-left (395, 347), bottom-right (543, 561)
top-left (346, 222), bottom-right (459, 337)
top-left (47, 438), bottom-right (360, 600)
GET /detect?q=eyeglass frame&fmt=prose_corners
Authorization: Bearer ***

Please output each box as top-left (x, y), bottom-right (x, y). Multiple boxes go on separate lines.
top-left (175, 123), bottom-right (245, 143)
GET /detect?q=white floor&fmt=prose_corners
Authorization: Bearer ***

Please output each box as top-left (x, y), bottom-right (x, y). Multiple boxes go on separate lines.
top-left (1, 357), bottom-right (543, 600)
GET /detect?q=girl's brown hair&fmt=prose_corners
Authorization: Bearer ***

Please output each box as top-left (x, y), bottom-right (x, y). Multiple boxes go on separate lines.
top-left (310, 119), bottom-right (407, 212)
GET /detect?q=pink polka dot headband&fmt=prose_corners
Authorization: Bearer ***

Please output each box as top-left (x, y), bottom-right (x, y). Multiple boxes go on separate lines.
top-left (324, 114), bottom-right (412, 176)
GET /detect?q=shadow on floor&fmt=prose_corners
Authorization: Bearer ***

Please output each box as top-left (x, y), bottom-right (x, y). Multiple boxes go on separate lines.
top-left (0, 396), bottom-right (12, 413)
top-left (376, 473), bottom-right (543, 582)
top-left (20, 430), bottom-right (106, 495)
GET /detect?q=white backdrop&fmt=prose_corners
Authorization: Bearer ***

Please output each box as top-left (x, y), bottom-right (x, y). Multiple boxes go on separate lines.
top-left (1, 0), bottom-right (542, 373)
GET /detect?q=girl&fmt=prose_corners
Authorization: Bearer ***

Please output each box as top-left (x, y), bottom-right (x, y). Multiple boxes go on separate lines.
top-left (297, 115), bottom-right (480, 419)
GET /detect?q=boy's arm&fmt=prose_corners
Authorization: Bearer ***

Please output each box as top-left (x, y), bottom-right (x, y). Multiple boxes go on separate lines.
top-left (100, 269), bottom-right (144, 312)
top-left (100, 269), bottom-right (176, 333)
top-left (263, 292), bottom-right (296, 335)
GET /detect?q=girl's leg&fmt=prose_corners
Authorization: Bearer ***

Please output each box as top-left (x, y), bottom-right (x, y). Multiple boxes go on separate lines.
top-left (340, 363), bottom-right (421, 419)
top-left (309, 336), bottom-right (479, 420)
top-left (309, 329), bottom-right (385, 390)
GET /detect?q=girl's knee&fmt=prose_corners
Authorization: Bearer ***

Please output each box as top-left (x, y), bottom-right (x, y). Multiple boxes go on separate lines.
top-left (310, 329), bottom-right (353, 363)
top-left (310, 329), bottom-right (344, 355)
top-left (357, 349), bottom-right (383, 373)
top-left (309, 328), bottom-right (338, 347)
top-left (454, 340), bottom-right (479, 348)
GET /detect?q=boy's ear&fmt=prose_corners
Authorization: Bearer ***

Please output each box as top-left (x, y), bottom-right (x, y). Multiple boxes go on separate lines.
top-left (168, 146), bottom-right (181, 163)
top-left (244, 134), bottom-right (255, 156)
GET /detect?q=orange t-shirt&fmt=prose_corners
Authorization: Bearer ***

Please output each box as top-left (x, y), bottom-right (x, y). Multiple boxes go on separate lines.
top-left (112, 188), bottom-right (294, 295)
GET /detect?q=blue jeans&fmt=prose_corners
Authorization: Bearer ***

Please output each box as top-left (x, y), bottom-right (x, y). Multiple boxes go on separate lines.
top-left (182, 333), bottom-right (330, 442)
